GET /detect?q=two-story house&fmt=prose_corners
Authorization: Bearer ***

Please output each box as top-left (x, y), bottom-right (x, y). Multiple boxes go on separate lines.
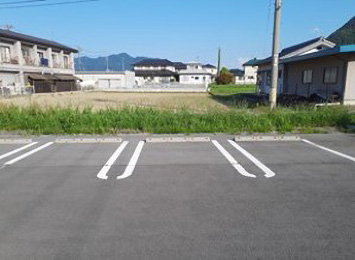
top-left (133, 59), bottom-right (178, 86)
top-left (179, 62), bottom-right (215, 85)
top-left (133, 59), bottom-right (217, 86)
top-left (0, 29), bottom-right (79, 95)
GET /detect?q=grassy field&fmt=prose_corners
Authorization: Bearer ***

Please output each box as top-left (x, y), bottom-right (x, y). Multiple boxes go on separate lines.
top-left (209, 84), bottom-right (257, 95)
top-left (0, 91), bottom-right (354, 134)
top-left (0, 92), bottom-right (228, 113)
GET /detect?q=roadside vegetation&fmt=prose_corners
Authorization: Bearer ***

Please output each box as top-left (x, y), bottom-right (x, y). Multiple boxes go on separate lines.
top-left (0, 104), bottom-right (353, 135)
top-left (209, 84), bottom-right (257, 95)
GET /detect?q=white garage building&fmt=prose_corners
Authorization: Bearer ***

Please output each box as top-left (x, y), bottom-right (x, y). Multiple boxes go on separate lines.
top-left (75, 71), bottom-right (135, 90)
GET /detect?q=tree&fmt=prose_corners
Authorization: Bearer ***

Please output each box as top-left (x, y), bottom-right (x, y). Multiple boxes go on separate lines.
top-left (216, 67), bottom-right (234, 85)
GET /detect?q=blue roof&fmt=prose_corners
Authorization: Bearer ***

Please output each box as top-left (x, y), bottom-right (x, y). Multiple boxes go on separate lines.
top-left (339, 44), bottom-right (355, 52)
top-left (281, 45), bottom-right (355, 64)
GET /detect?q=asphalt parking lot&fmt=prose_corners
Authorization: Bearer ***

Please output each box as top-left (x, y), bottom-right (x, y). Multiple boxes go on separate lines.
top-left (0, 133), bottom-right (354, 259)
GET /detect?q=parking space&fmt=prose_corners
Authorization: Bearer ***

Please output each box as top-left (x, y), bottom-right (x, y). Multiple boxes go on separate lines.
top-left (1, 135), bottom-right (354, 181)
top-left (229, 139), bottom-right (355, 178)
top-left (302, 133), bottom-right (355, 158)
top-left (0, 135), bottom-right (354, 259)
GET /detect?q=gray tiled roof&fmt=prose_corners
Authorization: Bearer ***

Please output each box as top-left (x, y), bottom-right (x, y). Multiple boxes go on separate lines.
top-left (0, 29), bottom-right (78, 53)
top-left (202, 64), bottom-right (216, 68)
top-left (134, 59), bottom-right (174, 67)
top-left (135, 70), bottom-right (177, 77)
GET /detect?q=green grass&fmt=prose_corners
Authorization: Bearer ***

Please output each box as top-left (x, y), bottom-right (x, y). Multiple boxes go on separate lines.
top-left (209, 84), bottom-right (257, 95)
top-left (0, 105), bottom-right (354, 135)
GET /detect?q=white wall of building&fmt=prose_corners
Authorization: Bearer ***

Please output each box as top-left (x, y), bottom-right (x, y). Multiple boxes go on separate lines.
top-left (344, 58), bottom-right (355, 105)
top-left (179, 74), bottom-right (212, 85)
top-left (76, 71), bottom-right (136, 90)
top-left (244, 66), bottom-right (258, 84)
top-left (135, 76), bottom-right (175, 86)
top-left (133, 65), bottom-right (176, 72)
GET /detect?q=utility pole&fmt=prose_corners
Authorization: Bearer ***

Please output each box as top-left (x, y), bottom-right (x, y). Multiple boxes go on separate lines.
top-left (217, 47), bottom-right (221, 77)
top-left (121, 57), bottom-right (125, 71)
top-left (106, 56), bottom-right (109, 72)
top-left (77, 46), bottom-right (83, 71)
top-left (269, 0), bottom-right (282, 109)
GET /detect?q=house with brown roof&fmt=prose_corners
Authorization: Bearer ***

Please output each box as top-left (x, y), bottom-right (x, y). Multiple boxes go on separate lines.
top-left (0, 29), bottom-right (79, 95)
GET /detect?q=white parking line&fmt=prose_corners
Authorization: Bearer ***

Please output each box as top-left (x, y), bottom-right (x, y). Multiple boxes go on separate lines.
top-left (302, 139), bottom-right (355, 163)
top-left (0, 142), bottom-right (38, 160)
top-left (117, 141), bottom-right (145, 180)
top-left (4, 142), bottom-right (54, 166)
top-left (97, 141), bottom-right (129, 180)
top-left (228, 140), bottom-right (276, 178)
top-left (212, 140), bottom-right (256, 178)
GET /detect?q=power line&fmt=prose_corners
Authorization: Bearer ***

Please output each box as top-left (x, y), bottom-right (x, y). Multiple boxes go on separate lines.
top-left (0, 0), bottom-right (101, 9)
top-left (0, 0), bottom-right (45, 5)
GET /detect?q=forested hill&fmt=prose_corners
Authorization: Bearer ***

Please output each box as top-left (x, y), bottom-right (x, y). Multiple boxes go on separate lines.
top-left (75, 53), bottom-right (149, 71)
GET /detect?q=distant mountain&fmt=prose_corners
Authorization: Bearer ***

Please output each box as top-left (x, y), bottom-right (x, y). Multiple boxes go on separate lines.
top-left (328, 16), bottom-right (355, 45)
top-left (75, 53), bottom-right (150, 71)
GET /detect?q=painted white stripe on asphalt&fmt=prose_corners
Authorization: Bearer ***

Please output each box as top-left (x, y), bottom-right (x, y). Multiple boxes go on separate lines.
top-left (117, 141), bottom-right (145, 180)
top-left (302, 139), bottom-right (355, 163)
top-left (97, 141), bottom-right (129, 180)
top-left (228, 140), bottom-right (276, 178)
top-left (0, 142), bottom-right (38, 160)
top-left (212, 140), bottom-right (256, 178)
top-left (4, 142), bottom-right (54, 166)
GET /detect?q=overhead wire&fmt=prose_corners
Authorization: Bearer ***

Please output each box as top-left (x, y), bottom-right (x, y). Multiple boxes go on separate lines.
top-left (0, 0), bottom-right (45, 5)
top-left (0, 0), bottom-right (101, 9)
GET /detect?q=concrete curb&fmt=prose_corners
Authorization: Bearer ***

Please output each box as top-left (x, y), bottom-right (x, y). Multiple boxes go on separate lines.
top-left (0, 139), bottom-right (33, 144)
top-left (146, 137), bottom-right (211, 143)
top-left (234, 135), bottom-right (301, 142)
top-left (55, 138), bottom-right (122, 144)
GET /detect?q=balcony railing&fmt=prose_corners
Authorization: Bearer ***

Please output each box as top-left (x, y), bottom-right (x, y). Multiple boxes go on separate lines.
top-left (64, 63), bottom-right (72, 70)
top-left (24, 56), bottom-right (36, 66)
top-left (0, 56), bottom-right (19, 64)
top-left (53, 62), bottom-right (62, 68)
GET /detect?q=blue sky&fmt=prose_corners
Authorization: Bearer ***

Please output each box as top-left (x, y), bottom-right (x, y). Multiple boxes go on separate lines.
top-left (1, 0), bottom-right (354, 68)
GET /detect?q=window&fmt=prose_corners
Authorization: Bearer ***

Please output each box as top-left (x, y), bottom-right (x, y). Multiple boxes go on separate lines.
top-left (323, 67), bottom-right (338, 84)
top-left (37, 52), bottom-right (44, 59)
top-left (52, 54), bottom-right (58, 66)
top-left (64, 56), bottom-right (70, 69)
top-left (302, 70), bottom-right (313, 84)
top-left (22, 48), bottom-right (31, 58)
top-left (0, 46), bottom-right (11, 63)
top-left (195, 77), bottom-right (199, 80)
top-left (278, 70), bottom-right (282, 79)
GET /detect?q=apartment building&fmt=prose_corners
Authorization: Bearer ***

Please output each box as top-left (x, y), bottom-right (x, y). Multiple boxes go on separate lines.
top-left (0, 29), bottom-right (79, 95)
